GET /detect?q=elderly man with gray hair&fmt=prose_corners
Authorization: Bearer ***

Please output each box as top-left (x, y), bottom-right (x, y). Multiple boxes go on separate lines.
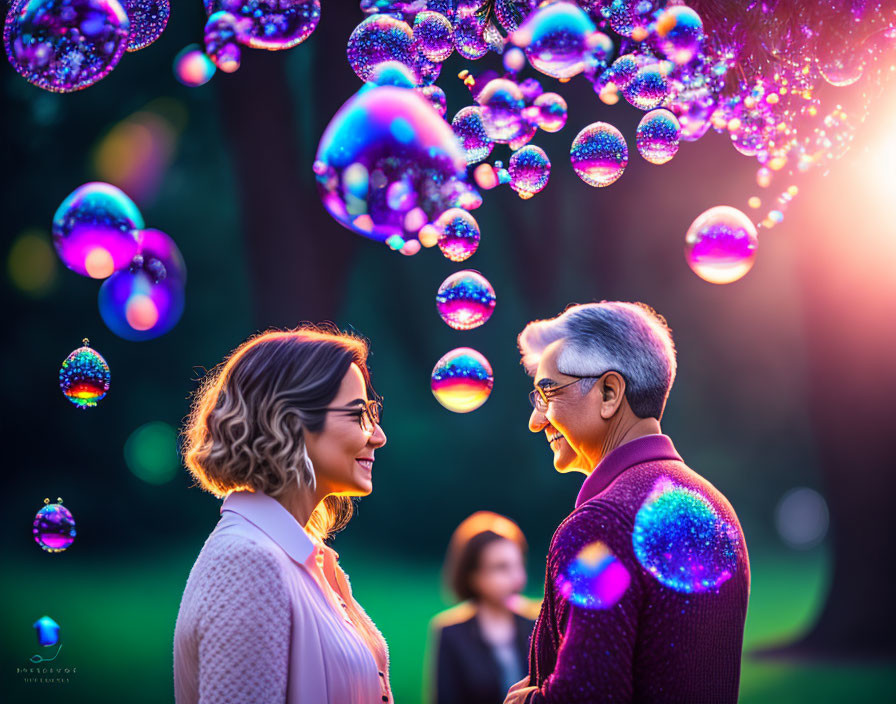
top-left (503, 301), bottom-right (750, 704)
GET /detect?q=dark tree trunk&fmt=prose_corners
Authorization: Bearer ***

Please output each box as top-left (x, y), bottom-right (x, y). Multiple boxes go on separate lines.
top-left (215, 12), bottom-right (361, 327)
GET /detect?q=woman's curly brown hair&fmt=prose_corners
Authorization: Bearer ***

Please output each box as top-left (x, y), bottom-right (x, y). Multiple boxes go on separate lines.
top-left (182, 324), bottom-right (375, 542)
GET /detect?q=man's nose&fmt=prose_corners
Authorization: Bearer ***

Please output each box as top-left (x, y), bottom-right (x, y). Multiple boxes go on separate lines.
top-left (529, 407), bottom-right (547, 432)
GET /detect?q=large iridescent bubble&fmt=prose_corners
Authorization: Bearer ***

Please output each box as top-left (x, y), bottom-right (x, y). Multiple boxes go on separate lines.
top-left (509, 144), bottom-right (550, 199)
top-left (413, 10), bottom-right (453, 62)
top-left (453, 106), bottom-right (494, 164)
top-left (347, 14), bottom-right (415, 83)
top-left (435, 207), bottom-right (480, 261)
top-left (512, 0), bottom-right (596, 80)
top-left (204, 0), bottom-right (319, 50)
top-left (431, 347), bottom-right (494, 413)
top-left (633, 479), bottom-right (740, 594)
top-left (4, 0), bottom-right (131, 92)
top-left (636, 109), bottom-right (680, 165)
top-left (58, 338), bottom-right (110, 408)
top-left (436, 270), bottom-right (496, 331)
top-left (52, 182), bottom-right (143, 279)
top-left (478, 78), bottom-right (525, 143)
top-left (655, 5), bottom-right (703, 65)
top-left (555, 541), bottom-right (630, 610)
top-left (314, 85), bottom-right (471, 246)
top-left (685, 206), bottom-right (758, 284)
top-left (570, 122), bottom-right (628, 187)
top-left (124, 0), bottom-right (169, 52)
top-left (99, 267), bottom-right (185, 341)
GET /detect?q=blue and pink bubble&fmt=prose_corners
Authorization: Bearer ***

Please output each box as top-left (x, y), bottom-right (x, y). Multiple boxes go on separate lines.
top-left (431, 347), bottom-right (494, 413)
top-left (58, 338), bottom-right (110, 408)
top-left (570, 122), bottom-right (628, 187)
top-left (436, 270), bottom-right (496, 331)
top-left (556, 541), bottom-right (630, 610)
top-left (509, 145), bottom-right (550, 199)
top-left (413, 10), bottom-right (453, 63)
top-left (478, 78), bottom-right (525, 144)
top-left (512, 0), bottom-right (596, 80)
top-left (636, 109), bottom-right (681, 165)
top-left (348, 13), bottom-right (415, 83)
top-left (435, 208), bottom-right (480, 261)
top-left (633, 479), bottom-right (741, 594)
top-left (124, 0), bottom-right (169, 52)
top-left (685, 206), bottom-right (758, 284)
top-left (204, 0), bottom-right (319, 50)
top-left (174, 44), bottom-right (216, 87)
top-left (453, 106), bottom-right (494, 164)
top-left (532, 92), bottom-right (567, 133)
top-left (5, 0), bottom-right (131, 92)
top-left (52, 182), bottom-right (143, 279)
top-left (33, 498), bottom-right (76, 553)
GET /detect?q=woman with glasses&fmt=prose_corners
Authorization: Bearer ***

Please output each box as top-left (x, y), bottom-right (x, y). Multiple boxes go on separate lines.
top-left (174, 325), bottom-right (392, 704)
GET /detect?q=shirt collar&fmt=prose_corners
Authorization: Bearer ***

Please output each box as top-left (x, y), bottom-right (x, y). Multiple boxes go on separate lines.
top-left (221, 490), bottom-right (317, 566)
top-left (575, 433), bottom-right (682, 508)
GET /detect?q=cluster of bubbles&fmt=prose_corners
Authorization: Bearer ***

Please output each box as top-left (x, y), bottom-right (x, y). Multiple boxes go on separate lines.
top-left (633, 478), bottom-right (741, 594)
top-left (336, 0), bottom-right (896, 283)
top-left (4, 0), bottom-right (169, 92)
top-left (58, 338), bottom-right (110, 408)
top-left (174, 0), bottom-right (321, 86)
top-left (555, 540), bottom-right (631, 610)
top-left (33, 498), bottom-right (77, 553)
top-left (52, 182), bottom-right (187, 340)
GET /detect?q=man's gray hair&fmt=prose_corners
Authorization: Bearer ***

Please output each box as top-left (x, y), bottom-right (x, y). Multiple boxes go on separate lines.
top-left (518, 301), bottom-right (677, 420)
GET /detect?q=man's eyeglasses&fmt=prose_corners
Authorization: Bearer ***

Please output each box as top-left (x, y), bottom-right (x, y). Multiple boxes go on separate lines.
top-left (307, 399), bottom-right (383, 435)
top-left (528, 371), bottom-right (621, 413)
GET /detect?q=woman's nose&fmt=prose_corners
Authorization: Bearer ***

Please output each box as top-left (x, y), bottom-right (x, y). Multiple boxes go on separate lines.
top-left (369, 423), bottom-right (387, 448)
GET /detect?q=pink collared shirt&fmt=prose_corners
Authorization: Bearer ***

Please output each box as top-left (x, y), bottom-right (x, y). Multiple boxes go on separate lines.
top-left (174, 490), bottom-right (391, 704)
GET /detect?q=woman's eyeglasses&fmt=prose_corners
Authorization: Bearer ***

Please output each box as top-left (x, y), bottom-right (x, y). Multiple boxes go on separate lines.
top-left (307, 399), bottom-right (383, 435)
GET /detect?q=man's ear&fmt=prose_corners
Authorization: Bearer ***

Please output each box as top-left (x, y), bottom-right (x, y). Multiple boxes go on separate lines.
top-left (599, 372), bottom-right (626, 419)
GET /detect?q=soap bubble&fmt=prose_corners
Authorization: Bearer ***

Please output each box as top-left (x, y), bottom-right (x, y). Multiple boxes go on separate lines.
top-left (601, 53), bottom-right (639, 90)
top-left (418, 84), bottom-right (447, 116)
top-left (436, 270), bottom-right (496, 330)
top-left (633, 479), bottom-right (741, 594)
top-left (436, 208), bottom-right (480, 261)
top-left (509, 145), bottom-right (550, 199)
top-left (493, 0), bottom-right (534, 34)
top-left (570, 122), bottom-right (628, 187)
top-left (775, 487), bottom-right (829, 549)
top-left (452, 105), bottom-right (494, 164)
top-left (369, 60), bottom-right (418, 88)
top-left (33, 499), bottom-right (76, 552)
top-left (478, 78), bottom-right (525, 143)
top-left (99, 266), bottom-right (185, 340)
top-left (503, 45), bottom-right (526, 72)
top-left (819, 53), bottom-right (865, 87)
top-left (532, 92), bottom-right (567, 133)
top-left (556, 541), bottom-right (630, 610)
top-left (347, 14), bottom-right (415, 82)
top-left (636, 109), bottom-right (680, 165)
top-left (52, 182), bottom-right (143, 279)
top-left (623, 63), bottom-right (670, 111)
top-left (204, 0), bottom-right (319, 50)
top-left (512, 0), bottom-right (596, 80)
top-left (600, 0), bottom-right (655, 37)
top-left (58, 339), bottom-right (110, 408)
top-left (655, 5), bottom-right (703, 65)
top-left (174, 44), bottom-right (216, 86)
top-left (685, 206), bottom-right (758, 284)
top-left (315, 85), bottom-right (470, 245)
top-left (431, 347), bottom-right (494, 413)
top-left (4, 0), bottom-right (131, 92)
top-left (124, 0), bottom-right (169, 52)
top-left (454, 12), bottom-right (488, 60)
top-left (413, 10), bottom-right (453, 62)
top-left (204, 11), bottom-right (243, 73)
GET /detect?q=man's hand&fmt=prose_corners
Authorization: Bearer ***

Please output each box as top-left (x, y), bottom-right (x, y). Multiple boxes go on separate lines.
top-left (503, 676), bottom-right (537, 704)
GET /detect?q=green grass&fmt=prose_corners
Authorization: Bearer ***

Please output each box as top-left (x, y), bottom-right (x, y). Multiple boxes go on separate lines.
top-left (2, 546), bottom-right (893, 703)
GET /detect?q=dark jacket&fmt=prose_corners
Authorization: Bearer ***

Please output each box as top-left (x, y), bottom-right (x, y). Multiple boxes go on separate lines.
top-left (431, 604), bottom-right (535, 704)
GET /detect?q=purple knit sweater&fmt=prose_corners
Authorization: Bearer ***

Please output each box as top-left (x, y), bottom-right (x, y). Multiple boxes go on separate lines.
top-left (526, 434), bottom-right (750, 704)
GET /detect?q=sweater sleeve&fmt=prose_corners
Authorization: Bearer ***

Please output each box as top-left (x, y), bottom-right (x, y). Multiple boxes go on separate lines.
top-left (529, 502), bottom-right (642, 704)
top-left (188, 536), bottom-right (291, 703)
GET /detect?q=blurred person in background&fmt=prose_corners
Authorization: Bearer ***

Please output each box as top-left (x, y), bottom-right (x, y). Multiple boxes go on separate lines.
top-left (428, 511), bottom-right (539, 704)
